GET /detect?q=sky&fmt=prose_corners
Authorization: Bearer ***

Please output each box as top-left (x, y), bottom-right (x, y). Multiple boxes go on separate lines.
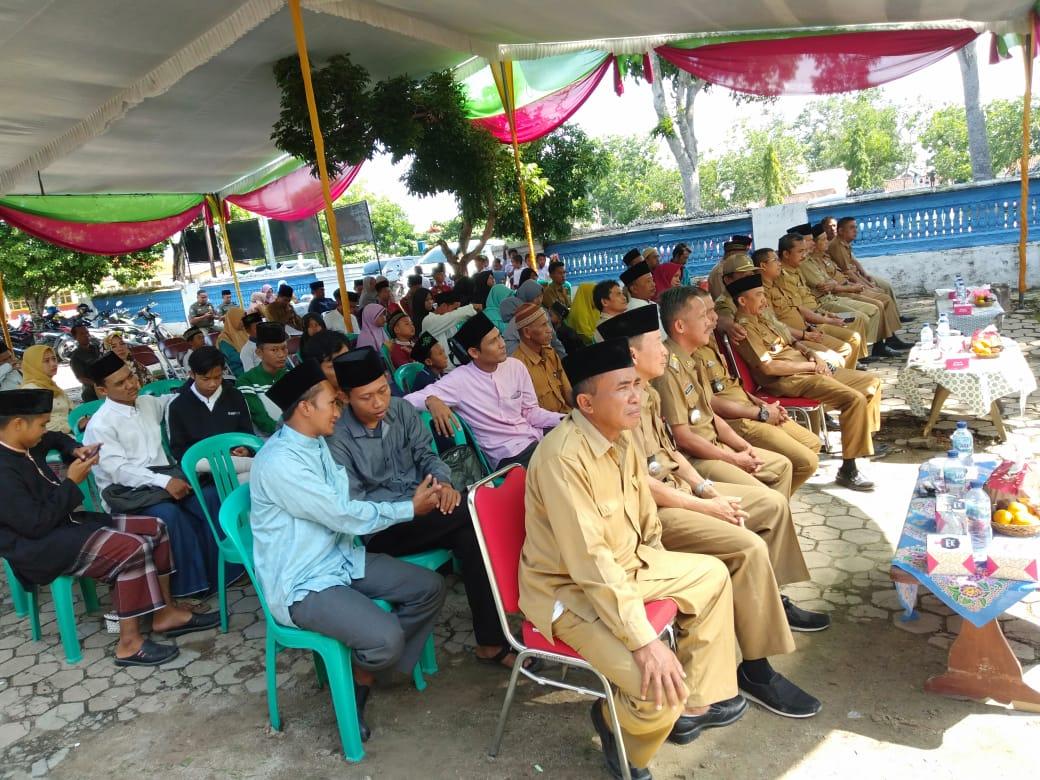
top-left (360, 39), bottom-right (1032, 230)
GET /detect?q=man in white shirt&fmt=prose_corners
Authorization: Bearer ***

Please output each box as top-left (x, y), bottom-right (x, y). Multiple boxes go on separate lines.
top-left (421, 291), bottom-right (478, 373)
top-left (0, 346), bottom-right (23, 391)
top-left (239, 312), bottom-right (264, 373)
top-left (83, 351), bottom-right (228, 599)
top-left (622, 261), bottom-right (656, 311)
top-left (535, 252), bottom-right (550, 282)
top-left (323, 289), bottom-right (360, 335)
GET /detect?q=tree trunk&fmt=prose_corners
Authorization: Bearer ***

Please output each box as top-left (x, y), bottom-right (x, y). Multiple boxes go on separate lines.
top-left (648, 53), bottom-right (702, 214)
top-left (958, 43), bottom-right (994, 181)
top-left (171, 235), bottom-right (189, 282)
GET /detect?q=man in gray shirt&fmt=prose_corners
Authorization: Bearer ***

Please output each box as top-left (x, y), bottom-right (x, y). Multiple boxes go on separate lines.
top-left (325, 347), bottom-right (520, 671)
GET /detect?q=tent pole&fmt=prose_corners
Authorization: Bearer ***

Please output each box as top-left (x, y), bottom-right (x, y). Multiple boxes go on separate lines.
top-left (287, 0), bottom-right (351, 331)
top-left (1019, 31), bottom-right (1033, 307)
top-left (0, 271), bottom-right (12, 350)
top-left (209, 196), bottom-right (244, 305)
top-left (492, 60), bottom-right (537, 270)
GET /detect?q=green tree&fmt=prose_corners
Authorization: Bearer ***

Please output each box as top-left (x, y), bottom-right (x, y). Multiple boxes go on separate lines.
top-left (313, 185), bottom-right (418, 264)
top-left (0, 224), bottom-right (162, 316)
top-left (699, 125), bottom-right (804, 210)
top-left (761, 143), bottom-right (787, 206)
top-left (588, 135), bottom-right (685, 225)
top-left (795, 91), bottom-right (913, 190)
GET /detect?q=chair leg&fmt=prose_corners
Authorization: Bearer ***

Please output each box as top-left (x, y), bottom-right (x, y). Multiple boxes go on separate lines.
top-left (595, 670), bottom-right (633, 780)
top-left (266, 637), bottom-right (282, 732)
top-left (420, 634), bottom-right (438, 676)
top-left (3, 561), bottom-right (28, 618)
top-left (27, 587), bottom-right (42, 642)
top-left (79, 578), bottom-right (100, 613)
top-left (487, 648), bottom-right (529, 758)
top-left (323, 648), bottom-right (365, 762)
top-left (217, 551), bottom-right (229, 634)
top-left (411, 661), bottom-right (427, 692)
top-left (51, 578), bottom-right (83, 664)
top-left (313, 650), bottom-right (328, 690)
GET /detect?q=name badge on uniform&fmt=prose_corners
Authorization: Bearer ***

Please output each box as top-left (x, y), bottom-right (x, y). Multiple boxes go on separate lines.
top-left (646, 457), bottom-right (663, 477)
top-left (689, 409), bottom-right (701, 424)
top-left (683, 382), bottom-right (694, 395)
top-left (711, 379), bottom-right (725, 393)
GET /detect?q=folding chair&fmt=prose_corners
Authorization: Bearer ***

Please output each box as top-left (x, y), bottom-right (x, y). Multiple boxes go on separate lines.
top-left (468, 465), bottom-right (678, 780)
top-left (156, 339), bottom-right (190, 379)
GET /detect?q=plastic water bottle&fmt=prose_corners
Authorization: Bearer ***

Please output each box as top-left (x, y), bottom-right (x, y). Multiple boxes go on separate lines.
top-left (954, 274), bottom-right (967, 303)
top-left (942, 449), bottom-right (968, 498)
top-left (964, 479), bottom-right (993, 566)
top-left (919, 322), bottom-right (934, 350)
top-left (950, 421), bottom-right (974, 465)
top-left (936, 313), bottom-right (950, 338)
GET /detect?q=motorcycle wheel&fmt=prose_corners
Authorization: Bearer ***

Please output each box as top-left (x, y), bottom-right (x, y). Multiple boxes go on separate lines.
top-left (56, 340), bottom-right (76, 363)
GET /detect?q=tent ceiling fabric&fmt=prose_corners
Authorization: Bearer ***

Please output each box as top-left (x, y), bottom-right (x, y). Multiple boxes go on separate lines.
top-left (0, 0), bottom-right (1034, 196)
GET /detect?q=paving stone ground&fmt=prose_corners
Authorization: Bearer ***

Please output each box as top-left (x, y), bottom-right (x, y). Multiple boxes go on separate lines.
top-left (1, 295), bottom-right (1039, 778)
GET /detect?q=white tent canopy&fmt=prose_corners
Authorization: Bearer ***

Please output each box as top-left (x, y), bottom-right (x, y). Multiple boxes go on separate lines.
top-left (0, 0), bottom-right (1034, 195)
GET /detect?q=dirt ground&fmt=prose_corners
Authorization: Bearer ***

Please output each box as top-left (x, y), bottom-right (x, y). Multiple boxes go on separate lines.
top-left (51, 615), bottom-right (1039, 780)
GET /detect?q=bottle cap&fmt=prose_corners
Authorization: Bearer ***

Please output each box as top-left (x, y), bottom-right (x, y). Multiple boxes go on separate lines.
top-left (947, 449), bottom-right (959, 458)
top-left (956, 421), bottom-right (967, 428)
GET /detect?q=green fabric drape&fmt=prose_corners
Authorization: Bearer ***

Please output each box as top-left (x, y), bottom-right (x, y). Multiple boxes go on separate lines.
top-left (0, 193), bottom-right (204, 223)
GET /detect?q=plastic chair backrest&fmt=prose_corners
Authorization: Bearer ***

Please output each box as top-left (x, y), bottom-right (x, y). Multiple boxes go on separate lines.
top-left (380, 343), bottom-right (394, 374)
top-left (131, 345), bottom-right (162, 367)
top-left (68, 400), bottom-right (103, 443)
top-left (286, 336), bottom-right (301, 357)
top-left (418, 410), bottom-right (492, 476)
top-left (139, 378), bottom-right (183, 396)
top-left (182, 432), bottom-right (265, 527)
top-left (719, 332), bottom-right (758, 393)
top-left (394, 362), bottom-right (424, 394)
top-left (218, 485), bottom-right (260, 595)
top-left (469, 465), bottom-right (527, 612)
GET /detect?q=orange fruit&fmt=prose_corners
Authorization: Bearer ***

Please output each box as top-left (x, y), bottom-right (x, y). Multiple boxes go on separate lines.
top-left (1009, 501), bottom-right (1029, 516)
top-left (994, 509), bottom-right (1013, 525)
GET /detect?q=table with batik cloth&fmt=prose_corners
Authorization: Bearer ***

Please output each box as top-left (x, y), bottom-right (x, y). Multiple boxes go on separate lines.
top-left (934, 288), bottom-right (1005, 335)
top-left (896, 339), bottom-right (1036, 442)
top-left (890, 459), bottom-right (1040, 710)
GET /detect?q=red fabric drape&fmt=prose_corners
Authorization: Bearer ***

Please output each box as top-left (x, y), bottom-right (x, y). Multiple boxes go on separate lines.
top-left (225, 162), bottom-right (363, 220)
top-left (0, 203), bottom-right (203, 255)
top-left (473, 57), bottom-right (613, 144)
top-left (657, 28), bottom-right (979, 96)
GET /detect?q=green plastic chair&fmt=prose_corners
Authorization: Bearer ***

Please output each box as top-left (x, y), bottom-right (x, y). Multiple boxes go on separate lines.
top-left (393, 362), bottom-right (425, 393)
top-left (138, 378), bottom-right (184, 396)
top-left (181, 432), bottom-right (265, 633)
top-left (379, 343), bottom-right (394, 374)
top-left (3, 476), bottom-right (101, 663)
top-left (218, 485), bottom-right (439, 761)
top-left (68, 399), bottom-right (103, 443)
top-left (420, 411), bottom-right (492, 477)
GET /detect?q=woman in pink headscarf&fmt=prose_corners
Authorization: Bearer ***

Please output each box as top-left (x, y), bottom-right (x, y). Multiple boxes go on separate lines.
top-left (651, 261), bottom-right (684, 301)
top-left (356, 303), bottom-right (388, 351)
top-left (260, 283), bottom-right (277, 304)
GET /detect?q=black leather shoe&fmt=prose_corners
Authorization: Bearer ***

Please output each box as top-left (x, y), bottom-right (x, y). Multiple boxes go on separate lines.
top-left (899, 315), bottom-right (915, 323)
top-left (782, 595), bottom-right (831, 632)
top-left (886, 336), bottom-right (914, 350)
top-left (870, 343), bottom-right (904, 359)
top-left (737, 667), bottom-right (822, 718)
top-left (825, 415), bottom-right (841, 432)
top-left (355, 684), bottom-right (372, 743)
top-left (590, 700), bottom-right (652, 780)
top-left (835, 469), bottom-right (874, 491)
top-left (667, 694), bottom-right (747, 745)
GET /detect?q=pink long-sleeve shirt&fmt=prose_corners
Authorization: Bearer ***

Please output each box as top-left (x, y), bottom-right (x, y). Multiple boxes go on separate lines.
top-left (404, 358), bottom-right (564, 466)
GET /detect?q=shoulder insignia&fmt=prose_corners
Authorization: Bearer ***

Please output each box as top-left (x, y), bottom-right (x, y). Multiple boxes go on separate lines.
top-left (668, 354), bottom-right (681, 372)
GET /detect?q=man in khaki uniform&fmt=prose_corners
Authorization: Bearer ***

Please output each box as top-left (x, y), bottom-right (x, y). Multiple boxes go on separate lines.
top-left (541, 260), bottom-right (571, 312)
top-left (729, 274), bottom-right (882, 492)
top-left (689, 288), bottom-right (821, 493)
top-left (759, 237), bottom-right (863, 368)
top-left (826, 216), bottom-right (911, 326)
top-left (520, 339), bottom-right (744, 778)
top-left (707, 240), bottom-right (750, 299)
top-left (645, 291), bottom-right (796, 500)
top-left (512, 303), bottom-right (571, 414)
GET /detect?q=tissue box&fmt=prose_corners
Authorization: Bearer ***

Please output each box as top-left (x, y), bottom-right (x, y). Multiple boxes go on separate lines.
top-left (926, 533), bottom-right (976, 576)
top-left (945, 357), bottom-right (970, 370)
top-left (953, 304), bottom-right (973, 315)
top-left (984, 537), bottom-right (1040, 582)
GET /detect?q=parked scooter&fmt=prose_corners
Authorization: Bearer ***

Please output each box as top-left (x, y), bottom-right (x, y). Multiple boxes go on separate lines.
top-left (8, 315), bottom-right (37, 358)
top-left (37, 307), bottom-right (78, 362)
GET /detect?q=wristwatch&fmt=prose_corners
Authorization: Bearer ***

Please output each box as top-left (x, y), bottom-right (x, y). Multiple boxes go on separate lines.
top-left (694, 479), bottom-right (714, 497)
top-left (757, 405), bottom-right (770, 422)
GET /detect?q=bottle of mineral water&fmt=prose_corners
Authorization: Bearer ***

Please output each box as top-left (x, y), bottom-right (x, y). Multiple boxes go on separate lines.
top-left (964, 479), bottom-right (992, 566)
top-left (919, 322), bottom-right (934, 350)
top-left (950, 421), bottom-right (974, 465)
top-left (936, 313), bottom-right (950, 338)
top-left (943, 449), bottom-right (968, 498)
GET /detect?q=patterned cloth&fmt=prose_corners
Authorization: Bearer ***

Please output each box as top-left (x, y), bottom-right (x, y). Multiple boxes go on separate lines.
top-left (67, 515), bottom-right (172, 619)
top-left (933, 289), bottom-right (1005, 335)
top-left (896, 339), bottom-right (1037, 417)
top-left (891, 460), bottom-right (1039, 627)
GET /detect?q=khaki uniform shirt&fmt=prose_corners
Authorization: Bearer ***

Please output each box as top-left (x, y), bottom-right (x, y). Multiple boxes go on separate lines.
top-left (799, 251), bottom-right (844, 290)
top-left (631, 384), bottom-right (690, 494)
top-left (519, 411), bottom-right (681, 650)
top-left (764, 267), bottom-right (819, 330)
top-left (513, 341), bottom-right (572, 414)
top-left (652, 337), bottom-right (720, 446)
top-left (263, 300), bottom-right (304, 331)
top-left (541, 282), bottom-right (570, 311)
top-left (692, 339), bottom-right (753, 406)
top-left (826, 238), bottom-right (856, 275)
top-left (733, 313), bottom-right (805, 389)
top-left (707, 251), bottom-right (747, 298)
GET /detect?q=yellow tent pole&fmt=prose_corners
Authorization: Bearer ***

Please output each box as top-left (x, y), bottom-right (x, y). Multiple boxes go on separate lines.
top-left (208, 196), bottom-right (245, 305)
top-left (1019, 32), bottom-right (1034, 306)
top-left (491, 60), bottom-right (537, 270)
top-left (287, 0), bottom-right (351, 331)
top-left (0, 271), bottom-right (12, 350)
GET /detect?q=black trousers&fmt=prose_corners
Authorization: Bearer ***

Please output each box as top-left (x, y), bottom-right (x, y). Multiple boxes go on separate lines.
top-left (366, 498), bottom-right (505, 647)
top-left (496, 441), bottom-right (540, 469)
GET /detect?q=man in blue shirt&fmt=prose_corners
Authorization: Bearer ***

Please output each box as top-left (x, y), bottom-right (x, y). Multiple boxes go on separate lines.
top-left (250, 360), bottom-right (447, 741)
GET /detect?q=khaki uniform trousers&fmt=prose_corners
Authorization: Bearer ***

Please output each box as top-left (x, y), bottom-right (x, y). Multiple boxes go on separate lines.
top-left (728, 416), bottom-right (821, 493)
top-left (816, 323), bottom-right (864, 364)
top-left (764, 368), bottom-right (881, 460)
top-left (868, 275), bottom-right (901, 316)
top-left (691, 443), bottom-right (793, 499)
top-left (553, 553), bottom-right (736, 769)
top-left (816, 295), bottom-right (879, 348)
top-left (658, 507), bottom-right (797, 661)
top-left (845, 287), bottom-right (900, 337)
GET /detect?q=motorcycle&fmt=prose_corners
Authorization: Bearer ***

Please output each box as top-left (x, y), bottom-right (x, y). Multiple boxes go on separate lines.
top-left (8, 315), bottom-right (37, 358)
top-left (37, 309), bottom-right (78, 362)
top-left (136, 302), bottom-right (173, 343)
top-left (87, 301), bottom-right (156, 346)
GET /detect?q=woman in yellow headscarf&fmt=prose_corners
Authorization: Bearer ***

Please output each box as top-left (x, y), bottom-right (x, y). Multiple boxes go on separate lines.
top-left (20, 345), bottom-right (73, 433)
top-left (216, 306), bottom-right (249, 376)
top-left (565, 282), bottom-right (600, 344)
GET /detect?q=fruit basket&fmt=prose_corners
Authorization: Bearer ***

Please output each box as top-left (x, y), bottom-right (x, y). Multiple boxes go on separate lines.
top-left (992, 501), bottom-right (1040, 537)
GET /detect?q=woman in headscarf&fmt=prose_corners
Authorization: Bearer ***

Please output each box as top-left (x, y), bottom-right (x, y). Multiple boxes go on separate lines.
top-left (452, 275), bottom-right (475, 307)
top-left (518, 267), bottom-right (537, 286)
top-left (651, 261), bottom-right (684, 301)
top-left (358, 276), bottom-right (379, 309)
top-left (483, 284), bottom-right (514, 333)
top-left (20, 345), bottom-right (73, 434)
top-left (566, 282), bottom-right (600, 343)
top-left (260, 283), bottom-right (277, 305)
top-left (515, 279), bottom-right (544, 307)
top-left (471, 270), bottom-right (495, 307)
top-left (356, 303), bottom-right (388, 351)
top-left (409, 287), bottom-right (433, 335)
top-left (216, 306), bottom-right (249, 376)
top-left (248, 291), bottom-right (267, 313)
top-left (103, 332), bottom-right (152, 387)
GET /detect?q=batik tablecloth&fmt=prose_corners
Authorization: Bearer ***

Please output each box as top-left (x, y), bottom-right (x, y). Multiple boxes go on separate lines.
top-left (934, 288), bottom-right (1005, 335)
top-left (896, 339), bottom-right (1036, 417)
top-left (891, 460), bottom-right (1039, 627)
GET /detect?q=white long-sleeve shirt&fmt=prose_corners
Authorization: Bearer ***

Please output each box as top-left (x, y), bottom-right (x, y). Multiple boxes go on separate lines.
top-left (239, 340), bottom-right (260, 373)
top-left (420, 304), bottom-right (477, 372)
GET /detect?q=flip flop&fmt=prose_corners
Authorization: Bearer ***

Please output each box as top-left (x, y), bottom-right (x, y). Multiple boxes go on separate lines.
top-left (163, 611), bottom-right (221, 638)
top-left (475, 646), bottom-right (543, 673)
top-left (114, 639), bottom-right (179, 667)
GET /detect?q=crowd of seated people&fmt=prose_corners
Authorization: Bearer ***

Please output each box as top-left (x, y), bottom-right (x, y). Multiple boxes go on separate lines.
top-left (0, 229), bottom-right (908, 777)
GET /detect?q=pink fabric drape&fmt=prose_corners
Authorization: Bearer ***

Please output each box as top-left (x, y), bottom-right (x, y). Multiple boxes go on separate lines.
top-left (473, 57), bottom-right (612, 144)
top-left (656, 28), bottom-right (978, 96)
top-left (0, 203), bottom-right (203, 254)
top-left (226, 162), bottom-right (363, 220)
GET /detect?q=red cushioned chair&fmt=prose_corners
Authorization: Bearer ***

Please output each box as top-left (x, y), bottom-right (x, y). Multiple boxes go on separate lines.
top-left (469, 464), bottom-right (677, 780)
top-left (716, 332), bottom-right (828, 449)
